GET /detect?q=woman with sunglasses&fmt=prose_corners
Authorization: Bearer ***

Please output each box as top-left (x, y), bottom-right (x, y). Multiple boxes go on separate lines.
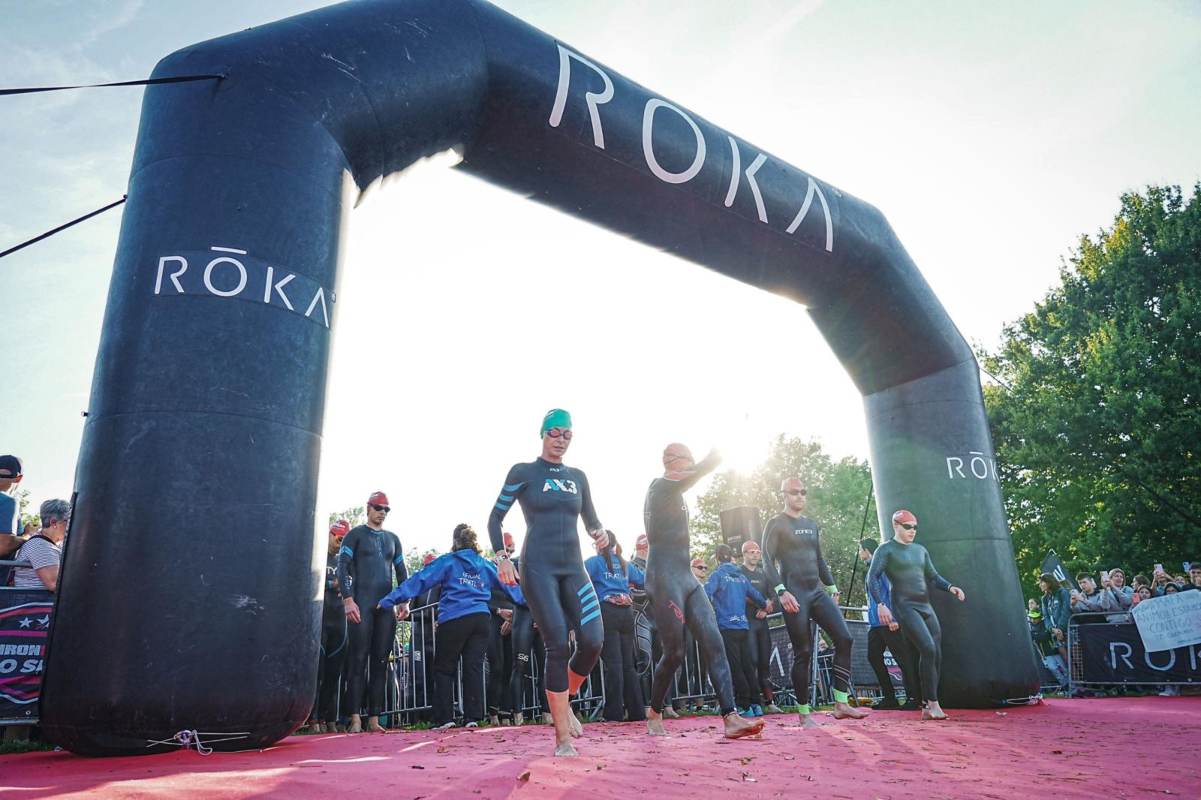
top-left (867, 509), bottom-right (966, 721)
top-left (763, 477), bottom-right (869, 727)
top-left (643, 443), bottom-right (764, 740)
top-left (336, 491), bottom-right (406, 733)
top-left (488, 409), bottom-right (609, 757)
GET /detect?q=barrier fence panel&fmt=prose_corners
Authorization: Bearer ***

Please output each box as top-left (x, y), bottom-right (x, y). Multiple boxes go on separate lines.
top-left (0, 578), bottom-right (54, 726)
top-left (1069, 613), bottom-right (1201, 693)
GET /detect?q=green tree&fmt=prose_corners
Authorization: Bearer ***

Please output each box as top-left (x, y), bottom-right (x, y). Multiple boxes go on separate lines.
top-left (328, 506), bottom-right (366, 529)
top-left (982, 184), bottom-right (1201, 588)
top-left (16, 489), bottom-right (38, 531)
top-left (693, 436), bottom-right (873, 602)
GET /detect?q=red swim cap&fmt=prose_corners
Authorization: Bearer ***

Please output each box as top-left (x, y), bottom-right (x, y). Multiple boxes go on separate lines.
top-left (691, 558), bottom-right (706, 569)
top-left (329, 519), bottom-right (351, 537)
top-left (892, 509), bottom-right (917, 525)
top-left (368, 491), bottom-right (390, 507)
top-left (422, 552), bottom-right (437, 566)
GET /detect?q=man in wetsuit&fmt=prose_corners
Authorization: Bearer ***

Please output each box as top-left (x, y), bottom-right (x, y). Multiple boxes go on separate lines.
top-left (337, 492), bottom-right (406, 733)
top-left (866, 509), bottom-right (966, 721)
top-left (706, 543), bottom-right (768, 716)
top-left (643, 443), bottom-right (763, 739)
top-left (859, 538), bottom-right (922, 710)
top-left (308, 519), bottom-right (351, 732)
top-left (488, 409), bottom-right (609, 757)
top-left (739, 540), bottom-right (784, 714)
top-left (762, 477), bottom-right (869, 727)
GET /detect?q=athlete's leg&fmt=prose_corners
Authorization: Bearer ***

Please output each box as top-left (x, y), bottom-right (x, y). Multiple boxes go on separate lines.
top-left (682, 587), bottom-right (764, 738)
top-left (318, 618), bottom-right (349, 722)
top-left (647, 582), bottom-right (688, 714)
top-left (810, 593), bottom-right (853, 696)
top-left (508, 607), bottom-right (535, 718)
top-left (343, 609), bottom-right (375, 730)
top-left (366, 607), bottom-right (397, 727)
top-left (781, 598), bottom-right (814, 707)
top-left (867, 626), bottom-right (898, 705)
top-left (521, 561), bottom-right (573, 693)
top-left (749, 621), bottom-right (775, 704)
top-left (894, 602), bottom-right (940, 712)
top-left (882, 625), bottom-right (922, 705)
top-left (460, 613), bottom-right (493, 724)
top-left (735, 629), bottom-right (763, 707)
top-left (486, 614), bottom-right (509, 718)
top-left (560, 569), bottom-right (604, 694)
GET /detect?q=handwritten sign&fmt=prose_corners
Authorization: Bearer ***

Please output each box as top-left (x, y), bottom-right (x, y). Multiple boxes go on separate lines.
top-left (1131, 591), bottom-right (1201, 653)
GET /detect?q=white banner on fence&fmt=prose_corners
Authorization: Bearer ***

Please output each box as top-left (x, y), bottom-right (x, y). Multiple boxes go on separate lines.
top-left (1131, 591), bottom-right (1201, 653)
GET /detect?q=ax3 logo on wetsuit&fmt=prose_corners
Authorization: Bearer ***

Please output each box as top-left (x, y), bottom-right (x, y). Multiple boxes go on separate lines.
top-left (542, 479), bottom-right (578, 494)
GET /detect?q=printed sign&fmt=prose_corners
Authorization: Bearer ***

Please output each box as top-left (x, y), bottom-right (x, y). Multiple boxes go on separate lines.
top-left (0, 589), bottom-right (55, 723)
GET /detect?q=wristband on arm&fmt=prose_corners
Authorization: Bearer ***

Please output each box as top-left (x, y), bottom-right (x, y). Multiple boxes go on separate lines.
top-left (775, 584), bottom-right (786, 596)
top-left (825, 584), bottom-right (839, 596)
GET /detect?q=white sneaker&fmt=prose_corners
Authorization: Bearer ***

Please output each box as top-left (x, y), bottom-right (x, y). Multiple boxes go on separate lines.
top-left (465, 721), bottom-right (479, 728)
top-left (436, 721), bottom-right (456, 730)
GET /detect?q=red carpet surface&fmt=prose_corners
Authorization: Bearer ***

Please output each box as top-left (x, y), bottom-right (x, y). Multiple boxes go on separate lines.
top-left (3, 697), bottom-right (1199, 799)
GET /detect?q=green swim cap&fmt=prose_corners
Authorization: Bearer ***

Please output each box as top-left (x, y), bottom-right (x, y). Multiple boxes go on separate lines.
top-left (540, 408), bottom-right (572, 436)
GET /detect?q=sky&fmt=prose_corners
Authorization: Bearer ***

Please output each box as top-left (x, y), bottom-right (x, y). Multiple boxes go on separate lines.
top-left (2, 0), bottom-right (1199, 559)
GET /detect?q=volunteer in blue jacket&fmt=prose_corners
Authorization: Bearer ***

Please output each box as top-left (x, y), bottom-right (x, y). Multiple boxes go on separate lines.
top-left (380, 523), bottom-right (524, 729)
top-left (584, 532), bottom-right (647, 722)
top-left (705, 544), bottom-right (769, 716)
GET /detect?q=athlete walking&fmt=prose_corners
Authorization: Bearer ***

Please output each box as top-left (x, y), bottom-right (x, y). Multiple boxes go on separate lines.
top-left (488, 409), bottom-right (609, 757)
top-left (762, 477), bottom-right (869, 727)
top-left (867, 510), bottom-right (966, 720)
top-left (337, 492), bottom-right (405, 733)
top-left (643, 443), bottom-right (764, 739)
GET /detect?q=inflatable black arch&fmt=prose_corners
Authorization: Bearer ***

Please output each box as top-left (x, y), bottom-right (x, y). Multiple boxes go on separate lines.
top-left (42, 0), bottom-right (1038, 754)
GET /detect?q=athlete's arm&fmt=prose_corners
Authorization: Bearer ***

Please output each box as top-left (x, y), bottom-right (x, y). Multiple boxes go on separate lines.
top-left (815, 528), bottom-right (836, 588)
top-left (577, 470), bottom-right (605, 542)
top-left (392, 534), bottom-right (407, 585)
top-left (488, 465), bottom-right (525, 554)
top-left (922, 547), bottom-right (953, 593)
top-left (865, 547), bottom-right (889, 605)
top-left (336, 530), bottom-right (357, 600)
top-left (669, 449), bottom-right (722, 494)
top-left (760, 521), bottom-right (784, 593)
top-left (484, 559), bottom-right (526, 606)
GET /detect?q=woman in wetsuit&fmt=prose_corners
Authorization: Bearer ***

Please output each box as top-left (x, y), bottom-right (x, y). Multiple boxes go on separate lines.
top-left (488, 409), bottom-right (609, 757)
top-left (866, 509), bottom-right (967, 721)
top-left (643, 443), bottom-right (764, 739)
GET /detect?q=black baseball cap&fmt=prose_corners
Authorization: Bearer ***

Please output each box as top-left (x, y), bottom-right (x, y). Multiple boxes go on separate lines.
top-left (0, 455), bottom-right (22, 479)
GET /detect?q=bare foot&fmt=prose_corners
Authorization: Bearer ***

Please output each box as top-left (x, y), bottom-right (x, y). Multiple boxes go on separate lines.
top-left (723, 711), bottom-right (765, 739)
top-left (922, 701), bottom-right (949, 721)
top-left (663, 707), bottom-right (680, 719)
top-left (832, 702), bottom-right (870, 720)
top-left (646, 710), bottom-right (668, 737)
top-left (799, 713), bottom-right (819, 729)
top-left (366, 716), bottom-right (386, 732)
top-left (554, 739), bottom-right (579, 757)
top-left (568, 713), bottom-right (583, 738)
top-left (347, 714), bottom-right (362, 734)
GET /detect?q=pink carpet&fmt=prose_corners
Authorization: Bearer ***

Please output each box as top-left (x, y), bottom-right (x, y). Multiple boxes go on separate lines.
top-left (3, 697), bottom-right (1199, 799)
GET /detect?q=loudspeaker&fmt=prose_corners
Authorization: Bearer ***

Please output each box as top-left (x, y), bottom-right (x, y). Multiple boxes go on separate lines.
top-left (719, 506), bottom-right (762, 550)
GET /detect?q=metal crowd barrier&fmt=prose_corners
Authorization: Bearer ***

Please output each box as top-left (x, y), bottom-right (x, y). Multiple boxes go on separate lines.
top-left (1067, 611), bottom-right (1199, 695)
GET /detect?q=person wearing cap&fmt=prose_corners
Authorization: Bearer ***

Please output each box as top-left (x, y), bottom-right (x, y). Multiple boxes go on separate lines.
top-left (705, 543), bottom-right (769, 716)
top-left (643, 443), bottom-right (764, 740)
top-left (486, 409), bottom-right (610, 757)
top-left (336, 492), bottom-right (406, 733)
top-left (0, 456), bottom-right (26, 579)
top-left (306, 519), bottom-right (352, 733)
top-left (866, 510), bottom-right (966, 721)
top-left (762, 477), bottom-right (868, 727)
top-left (739, 539), bottom-right (783, 714)
top-left (584, 531), bottom-right (648, 722)
top-left (859, 538), bottom-right (922, 710)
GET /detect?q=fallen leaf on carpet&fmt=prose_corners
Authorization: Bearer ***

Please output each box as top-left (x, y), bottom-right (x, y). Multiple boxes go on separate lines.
top-left (517, 770), bottom-right (531, 782)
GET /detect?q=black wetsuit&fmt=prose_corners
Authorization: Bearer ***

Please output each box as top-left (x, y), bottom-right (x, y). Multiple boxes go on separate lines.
top-left (643, 454), bottom-right (739, 716)
top-left (337, 524), bottom-right (406, 717)
top-left (739, 562), bottom-right (776, 703)
top-left (488, 458), bottom-right (604, 694)
top-left (315, 549), bottom-right (348, 722)
top-left (762, 512), bottom-right (852, 705)
top-left (866, 540), bottom-right (953, 703)
top-left (487, 582), bottom-right (515, 716)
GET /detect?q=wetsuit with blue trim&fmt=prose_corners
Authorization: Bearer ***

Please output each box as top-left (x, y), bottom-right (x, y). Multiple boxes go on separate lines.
top-left (761, 513), bottom-right (852, 709)
top-left (488, 458), bottom-right (604, 694)
top-left (867, 540), bottom-right (953, 704)
top-left (585, 554), bottom-right (647, 721)
top-left (643, 453), bottom-right (742, 716)
top-left (336, 524), bottom-right (406, 718)
top-left (315, 548), bottom-right (348, 723)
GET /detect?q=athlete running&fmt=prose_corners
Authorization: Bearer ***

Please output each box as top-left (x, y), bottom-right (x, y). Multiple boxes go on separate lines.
top-left (337, 492), bottom-right (406, 733)
top-left (739, 540), bottom-right (784, 713)
top-left (643, 443), bottom-right (764, 739)
top-left (762, 477), bottom-right (869, 728)
top-left (866, 509), bottom-right (966, 721)
top-left (488, 409), bottom-right (609, 757)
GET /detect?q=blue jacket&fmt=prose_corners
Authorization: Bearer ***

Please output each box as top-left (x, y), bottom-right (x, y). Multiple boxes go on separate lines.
top-left (585, 555), bottom-right (645, 602)
top-left (866, 569), bottom-right (893, 628)
top-left (379, 549), bottom-right (524, 624)
top-left (705, 562), bottom-right (766, 630)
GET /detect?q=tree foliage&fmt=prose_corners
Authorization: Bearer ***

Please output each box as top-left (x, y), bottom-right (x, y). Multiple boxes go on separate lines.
top-left (982, 185), bottom-right (1201, 587)
top-left (693, 436), bottom-right (874, 603)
